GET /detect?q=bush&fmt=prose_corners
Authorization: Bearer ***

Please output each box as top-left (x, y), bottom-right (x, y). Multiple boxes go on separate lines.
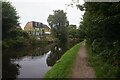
top-left (87, 44), bottom-right (120, 78)
top-left (3, 29), bottom-right (31, 49)
top-left (3, 37), bottom-right (29, 49)
top-left (8, 29), bottom-right (30, 39)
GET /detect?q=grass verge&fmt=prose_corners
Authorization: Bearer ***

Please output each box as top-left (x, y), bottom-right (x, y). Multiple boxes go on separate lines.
top-left (44, 43), bottom-right (80, 78)
top-left (87, 44), bottom-right (119, 78)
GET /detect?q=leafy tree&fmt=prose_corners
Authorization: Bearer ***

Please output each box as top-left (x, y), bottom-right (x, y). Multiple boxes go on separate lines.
top-left (68, 0), bottom-right (120, 77)
top-left (77, 2), bottom-right (120, 77)
top-left (79, 3), bottom-right (120, 43)
top-left (68, 25), bottom-right (79, 38)
top-left (2, 1), bottom-right (19, 39)
top-left (2, 1), bottom-right (33, 48)
top-left (47, 10), bottom-right (69, 42)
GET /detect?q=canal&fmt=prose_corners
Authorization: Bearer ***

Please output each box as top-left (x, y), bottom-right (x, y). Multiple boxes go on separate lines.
top-left (3, 41), bottom-right (78, 79)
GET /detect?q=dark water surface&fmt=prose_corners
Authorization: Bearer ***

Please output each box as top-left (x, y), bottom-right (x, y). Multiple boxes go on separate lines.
top-left (3, 41), bottom-right (78, 79)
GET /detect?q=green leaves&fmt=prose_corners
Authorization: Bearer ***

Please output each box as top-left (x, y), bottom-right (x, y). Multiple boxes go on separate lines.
top-left (47, 10), bottom-right (69, 42)
top-left (2, 1), bottom-right (19, 39)
top-left (2, 1), bottom-right (33, 48)
top-left (79, 3), bottom-right (120, 77)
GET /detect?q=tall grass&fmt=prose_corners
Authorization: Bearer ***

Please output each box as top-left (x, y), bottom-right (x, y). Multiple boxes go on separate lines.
top-left (87, 44), bottom-right (119, 78)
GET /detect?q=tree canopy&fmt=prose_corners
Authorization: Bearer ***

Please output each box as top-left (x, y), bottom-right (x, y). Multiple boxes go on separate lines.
top-left (78, 2), bottom-right (120, 77)
top-left (2, 1), bottom-right (19, 39)
top-left (68, 25), bottom-right (79, 39)
top-left (2, 1), bottom-right (33, 49)
top-left (47, 10), bottom-right (69, 42)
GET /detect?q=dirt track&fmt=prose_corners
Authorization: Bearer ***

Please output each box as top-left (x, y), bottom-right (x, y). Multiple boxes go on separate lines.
top-left (70, 42), bottom-right (96, 78)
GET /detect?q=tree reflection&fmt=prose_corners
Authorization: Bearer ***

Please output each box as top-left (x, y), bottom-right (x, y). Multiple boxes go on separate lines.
top-left (2, 43), bottom-right (53, 79)
top-left (2, 42), bottom-right (78, 79)
top-left (47, 42), bottom-right (68, 66)
top-left (2, 55), bottom-right (20, 79)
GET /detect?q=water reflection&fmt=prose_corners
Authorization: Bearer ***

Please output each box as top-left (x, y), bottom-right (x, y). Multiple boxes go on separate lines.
top-left (2, 44), bottom-right (53, 79)
top-left (47, 43), bottom-right (68, 66)
top-left (16, 51), bottom-right (51, 78)
top-left (3, 41), bottom-right (78, 79)
top-left (2, 56), bottom-right (20, 79)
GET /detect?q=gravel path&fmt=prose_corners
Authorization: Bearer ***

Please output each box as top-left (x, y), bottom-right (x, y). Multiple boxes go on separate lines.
top-left (70, 42), bottom-right (96, 78)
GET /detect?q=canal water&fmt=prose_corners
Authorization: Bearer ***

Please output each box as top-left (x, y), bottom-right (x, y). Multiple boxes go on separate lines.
top-left (3, 41), bottom-right (78, 79)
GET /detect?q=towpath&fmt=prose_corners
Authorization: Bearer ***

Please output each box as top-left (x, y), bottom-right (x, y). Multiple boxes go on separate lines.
top-left (70, 42), bottom-right (96, 78)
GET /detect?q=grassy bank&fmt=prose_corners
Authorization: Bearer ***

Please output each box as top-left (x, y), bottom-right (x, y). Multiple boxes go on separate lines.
top-left (87, 44), bottom-right (119, 78)
top-left (44, 43), bottom-right (80, 78)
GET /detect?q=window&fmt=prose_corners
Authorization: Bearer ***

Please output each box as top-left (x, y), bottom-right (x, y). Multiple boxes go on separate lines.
top-left (35, 22), bottom-right (37, 26)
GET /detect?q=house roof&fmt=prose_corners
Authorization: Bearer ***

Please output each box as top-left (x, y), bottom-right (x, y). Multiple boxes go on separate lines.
top-left (24, 21), bottom-right (51, 29)
top-left (43, 24), bottom-right (50, 29)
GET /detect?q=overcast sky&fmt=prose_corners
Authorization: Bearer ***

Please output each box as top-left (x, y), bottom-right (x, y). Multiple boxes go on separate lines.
top-left (10, 0), bottom-right (84, 29)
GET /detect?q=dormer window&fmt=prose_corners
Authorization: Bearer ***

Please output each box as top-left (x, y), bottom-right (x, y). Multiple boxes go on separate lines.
top-left (35, 22), bottom-right (38, 27)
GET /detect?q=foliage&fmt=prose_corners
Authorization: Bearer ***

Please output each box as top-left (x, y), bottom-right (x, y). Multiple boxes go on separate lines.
top-left (68, 25), bottom-right (79, 38)
top-left (2, 1), bottom-right (19, 39)
top-left (78, 2), bottom-right (120, 77)
top-left (44, 43), bottom-right (80, 78)
top-left (2, 1), bottom-right (35, 49)
top-left (87, 44), bottom-right (120, 78)
top-left (8, 29), bottom-right (30, 39)
top-left (2, 29), bottom-right (30, 48)
top-left (47, 10), bottom-right (69, 42)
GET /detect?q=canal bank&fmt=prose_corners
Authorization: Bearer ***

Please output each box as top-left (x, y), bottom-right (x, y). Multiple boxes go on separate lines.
top-left (44, 43), bottom-right (80, 78)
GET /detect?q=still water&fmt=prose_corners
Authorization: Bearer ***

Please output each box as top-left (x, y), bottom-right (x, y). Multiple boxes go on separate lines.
top-left (3, 42), bottom-right (78, 79)
top-left (13, 51), bottom-right (51, 78)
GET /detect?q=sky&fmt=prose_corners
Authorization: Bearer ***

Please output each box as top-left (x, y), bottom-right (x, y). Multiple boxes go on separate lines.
top-left (10, 0), bottom-right (85, 29)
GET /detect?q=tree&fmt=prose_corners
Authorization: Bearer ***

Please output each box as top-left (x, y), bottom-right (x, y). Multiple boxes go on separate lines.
top-left (69, 0), bottom-right (120, 77)
top-left (2, 1), bottom-right (33, 48)
top-left (78, 3), bottom-right (120, 43)
top-left (2, 1), bottom-right (19, 39)
top-left (68, 25), bottom-right (78, 38)
top-left (78, 2), bottom-right (120, 77)
top-left (47, 10), bottom-right (69, 42)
